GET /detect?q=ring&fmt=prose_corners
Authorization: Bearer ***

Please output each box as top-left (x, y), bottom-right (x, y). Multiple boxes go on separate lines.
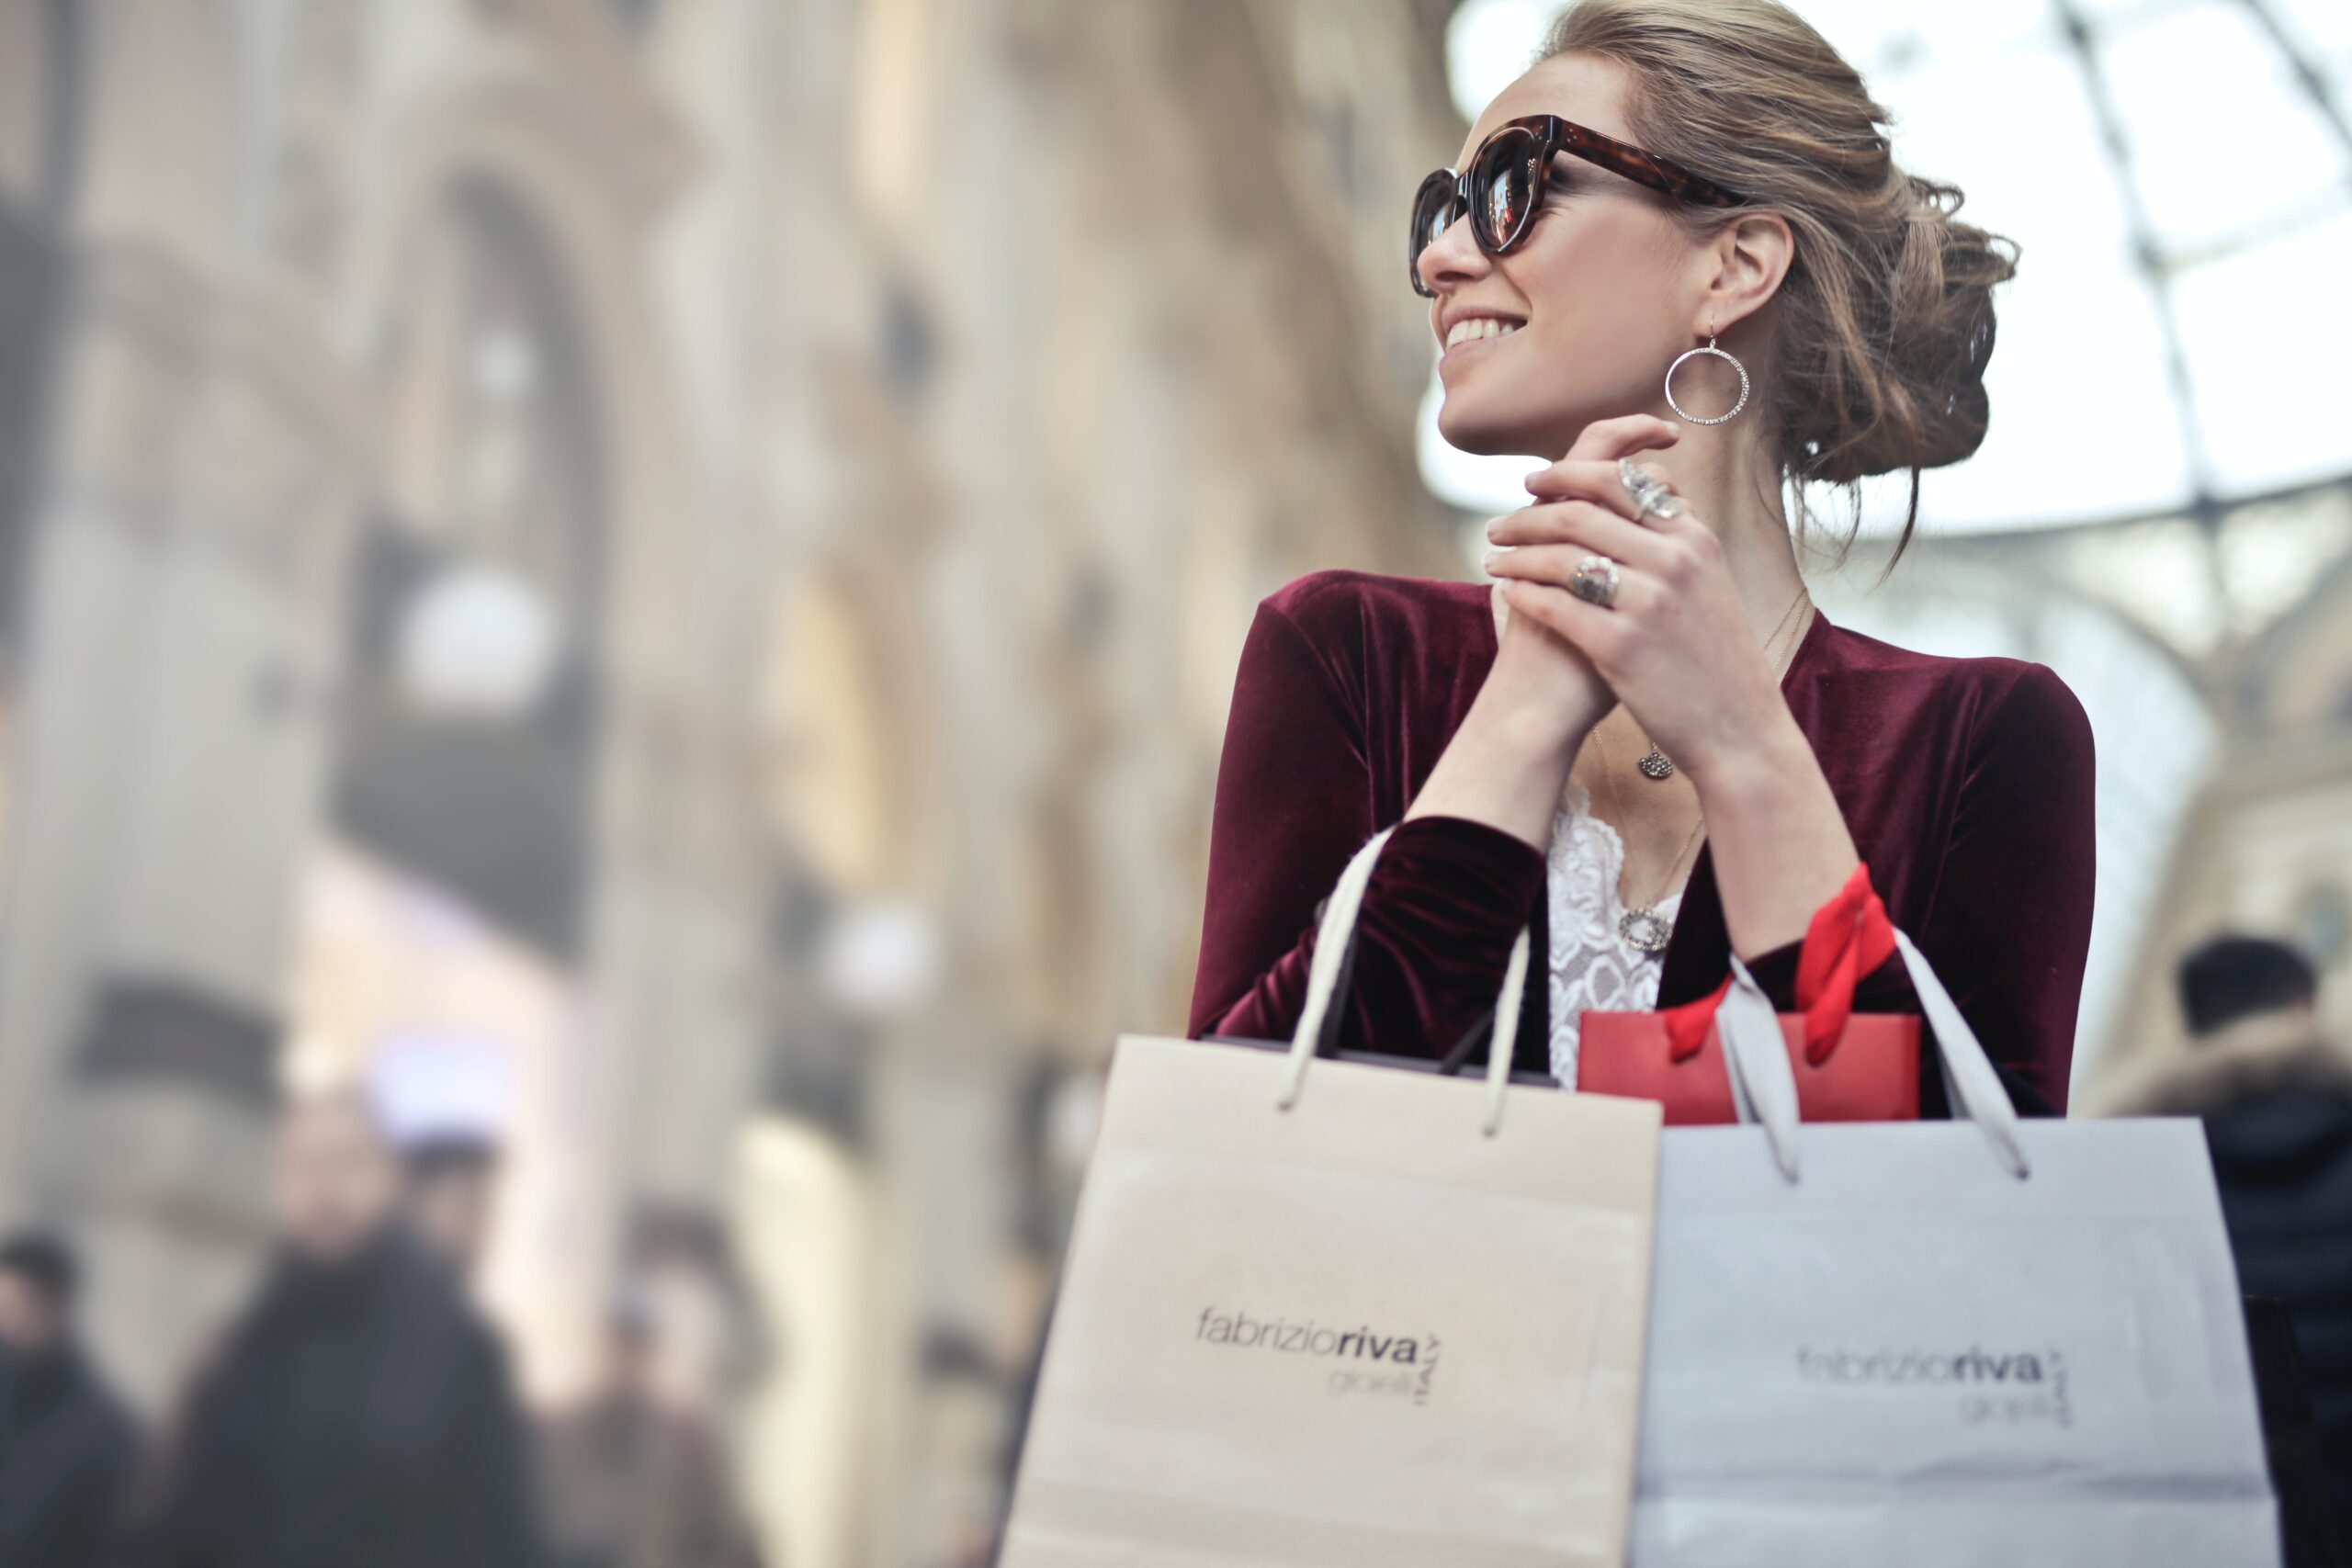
top-left (1568, 553), bottom-right (1621, 609)
top-left (1618, 457), bottom-right (1685, 521)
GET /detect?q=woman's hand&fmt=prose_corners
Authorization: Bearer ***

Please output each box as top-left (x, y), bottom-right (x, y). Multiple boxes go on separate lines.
top-left (1401, 416), bottom-right (1681, 850)
top-left (1484, 449), bottom-right (1860, 957)
top-left (1481, 414), bottom-right (1684, 740)
top-left (1484, 449), bottom-right (1786, 782)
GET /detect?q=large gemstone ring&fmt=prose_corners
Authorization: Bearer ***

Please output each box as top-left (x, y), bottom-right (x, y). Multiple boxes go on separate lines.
top-left (1618, 457), bottom-right (1685, 521)
top-left (1569, 553), bottom-right (1621, 609)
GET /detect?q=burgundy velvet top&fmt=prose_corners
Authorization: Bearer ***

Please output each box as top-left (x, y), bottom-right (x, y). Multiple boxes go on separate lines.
top-left (1187, 570), bottom-right (2097, 1114)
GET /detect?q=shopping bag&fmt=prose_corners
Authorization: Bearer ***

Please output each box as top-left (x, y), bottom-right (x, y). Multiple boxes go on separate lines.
top-left (1581, 863), bottom-right (1918, 1123)
top-left (1577, 1010), bottom-right (1917, 1123)
top-left (1629, 920), bottom-right (2280, 1566)
top-left (1001, 828), bottom-right (1667, 1567)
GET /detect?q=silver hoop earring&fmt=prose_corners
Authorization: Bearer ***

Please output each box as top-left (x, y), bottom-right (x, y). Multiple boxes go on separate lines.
top-left (1664, 336), bottom-right (1750, 425)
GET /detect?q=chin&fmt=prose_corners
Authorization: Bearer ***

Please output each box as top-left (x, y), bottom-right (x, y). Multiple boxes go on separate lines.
top-left (1436, 397), bottom-right (1555, 459)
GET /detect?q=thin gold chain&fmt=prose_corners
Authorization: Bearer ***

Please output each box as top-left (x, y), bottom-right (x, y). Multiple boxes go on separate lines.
top-left (1589, 584), bottom-right (1813, 914)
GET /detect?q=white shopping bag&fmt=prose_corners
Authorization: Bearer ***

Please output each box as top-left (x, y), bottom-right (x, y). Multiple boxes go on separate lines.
top-left (1630, 938), bottom-right (2280, 1567)
top-left (1001, 829), bottom-right (1666, 1567)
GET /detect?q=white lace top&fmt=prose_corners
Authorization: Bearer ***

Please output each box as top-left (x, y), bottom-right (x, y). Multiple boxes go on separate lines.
top-left (1544, 781), bottom-right (1683, 1089)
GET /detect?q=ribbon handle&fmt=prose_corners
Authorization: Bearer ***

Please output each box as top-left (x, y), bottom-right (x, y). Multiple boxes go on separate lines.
top-left (1280, 828), bottom-right (1532, 1137)
top-left (1793, 863), bottom-right (1898, 1064)
top-left (1703, 864), bottom-right (2030, 1181)
top-left (1659, 862), bottom-right (1893, 1064)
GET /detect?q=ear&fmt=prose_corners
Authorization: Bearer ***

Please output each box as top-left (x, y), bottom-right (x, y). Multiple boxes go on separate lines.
top-left (1694, 211), bottom-right (1794, 340)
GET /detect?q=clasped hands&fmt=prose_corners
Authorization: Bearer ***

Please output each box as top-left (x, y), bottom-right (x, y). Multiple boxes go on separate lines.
top-left (1481, 412), bottom-right (1795, 784)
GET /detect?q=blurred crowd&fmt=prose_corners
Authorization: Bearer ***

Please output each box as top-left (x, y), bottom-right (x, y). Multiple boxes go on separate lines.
top-left (2097, 936), bottom-right (2352, 1542)
top-left (0, 1088), bottom-right (764, 1568)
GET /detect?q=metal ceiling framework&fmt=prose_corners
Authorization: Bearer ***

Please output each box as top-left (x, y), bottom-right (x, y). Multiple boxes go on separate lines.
top-left (2052, 0), bottom-right (2352, 532)
top-left (2044, 0), bottom-right (2352, 688)
top-left (2051, 0), bottom-right (2220, 526)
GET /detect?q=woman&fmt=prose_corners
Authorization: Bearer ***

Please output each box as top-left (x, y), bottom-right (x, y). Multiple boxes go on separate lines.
top-left (1187, 0), bottom-right (2095, 1114)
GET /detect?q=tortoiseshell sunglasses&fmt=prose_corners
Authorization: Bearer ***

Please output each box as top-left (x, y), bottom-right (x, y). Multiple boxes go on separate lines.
top-left (1409, 115), bottom-right (1743, 298)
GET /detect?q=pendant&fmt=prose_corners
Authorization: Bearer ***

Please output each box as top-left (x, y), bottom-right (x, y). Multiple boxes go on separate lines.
top-left (1638, 749), bottom-right (1675, 780)
top-left (1619, 907), bottom-right (1673, 954)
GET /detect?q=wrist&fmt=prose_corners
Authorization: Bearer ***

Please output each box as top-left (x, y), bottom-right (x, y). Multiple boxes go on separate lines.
top-left (1686, 709), bottom-right (1814, 808)
top-left (1406, 674), bottom-right (1591, 848)
top-left (1467, 674), bottom-right (1593, 772)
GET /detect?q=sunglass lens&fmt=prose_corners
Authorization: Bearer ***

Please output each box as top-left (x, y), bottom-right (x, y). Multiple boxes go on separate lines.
top-left (1472, 130), bottom-right (1542, 251)
top-left (1408, 173), bottom-right (1457, 294)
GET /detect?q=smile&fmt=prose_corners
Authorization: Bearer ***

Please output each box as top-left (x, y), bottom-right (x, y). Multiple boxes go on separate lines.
top-left (1443, 317), bottom-right (1523, 351)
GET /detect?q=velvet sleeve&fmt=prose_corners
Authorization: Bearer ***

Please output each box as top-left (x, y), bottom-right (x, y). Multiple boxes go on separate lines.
top-left (1743, 662), bottom-right (2096, 1114)
top-left (1186, 592), bottom-right (1546, 1056)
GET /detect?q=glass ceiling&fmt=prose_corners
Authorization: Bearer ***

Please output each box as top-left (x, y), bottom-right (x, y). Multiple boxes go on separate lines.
top-left (1428, 0), bottom-right (2352, 535)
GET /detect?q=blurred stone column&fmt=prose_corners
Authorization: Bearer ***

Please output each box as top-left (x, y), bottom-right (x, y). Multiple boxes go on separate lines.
top-left (0, 1), bottom-right (376, 1410)
top-left (0, 245), bottom-right (370, 1409)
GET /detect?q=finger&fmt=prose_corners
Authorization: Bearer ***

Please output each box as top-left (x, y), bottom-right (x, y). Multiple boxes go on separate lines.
top-left (1484, 543), bottom-right (1663, 612)
top-left (1485, 501), bottom-right (1672, 570)
top-left (1498, 578), bottom-right (1627, 661)
top-left (1562, 413), bottom-right (1682, 466)
top-left (1618, 459), bottom-right (1710, 536)
top-left (1529, 418), bottom-right (1685, 522)
top-left (1521, 457), bottom-right (1679, 524)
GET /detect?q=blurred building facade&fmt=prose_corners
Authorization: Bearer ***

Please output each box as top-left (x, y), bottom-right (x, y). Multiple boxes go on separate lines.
top-left (8, 1), bottom-right (2348, 1563)
top-left (0, 0), bottom-right (1464, 1562)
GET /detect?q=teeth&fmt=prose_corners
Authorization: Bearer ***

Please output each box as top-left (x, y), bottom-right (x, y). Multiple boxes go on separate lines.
top-left (1445, 317), bottom-right (1522, 348)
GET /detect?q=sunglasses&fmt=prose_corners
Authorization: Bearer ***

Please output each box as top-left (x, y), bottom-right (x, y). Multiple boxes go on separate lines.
top-left (1409, 115), bottom-right (1743, 298)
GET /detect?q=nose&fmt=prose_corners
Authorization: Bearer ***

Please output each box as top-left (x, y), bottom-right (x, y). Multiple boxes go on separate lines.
top-left (1416, 209), bottom-right (1490, 299)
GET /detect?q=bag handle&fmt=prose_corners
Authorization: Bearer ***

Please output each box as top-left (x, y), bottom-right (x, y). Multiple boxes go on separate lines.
top-left (1713, 870), bottom-right (2030, 1183)
top-left (1661, 863), bottom-right (1893, 1065)
top-left (1277, 828), bottom-right (1532, 1137)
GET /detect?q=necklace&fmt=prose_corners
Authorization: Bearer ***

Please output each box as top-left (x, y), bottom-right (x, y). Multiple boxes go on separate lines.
top-left (1592, 727), bottom-right (1706, 953)
top-left (1593, 590), bottom-right (1815, 954)
top-left (1636, 586), bottom-right (1812, 782)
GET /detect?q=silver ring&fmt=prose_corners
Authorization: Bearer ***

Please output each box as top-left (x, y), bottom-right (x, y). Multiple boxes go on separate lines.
top-left (1618, 457), bottom-right (1684, 521)
top-left (1568, 553), bottom-right (1620, 609)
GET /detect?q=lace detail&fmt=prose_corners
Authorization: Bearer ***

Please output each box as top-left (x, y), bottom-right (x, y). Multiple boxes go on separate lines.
top-left (1544, 782), bottom-right (1681, 1089)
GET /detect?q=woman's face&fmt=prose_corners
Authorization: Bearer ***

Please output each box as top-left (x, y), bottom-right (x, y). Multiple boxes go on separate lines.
top-left (1421, 54), bottom-right (1702, 458)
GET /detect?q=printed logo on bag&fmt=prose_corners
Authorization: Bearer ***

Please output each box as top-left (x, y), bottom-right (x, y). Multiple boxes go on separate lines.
top-left (1795, 1345), bottom-right (2074, 1428)
top-left (1195, 1308), bottom-right (1442, 1405)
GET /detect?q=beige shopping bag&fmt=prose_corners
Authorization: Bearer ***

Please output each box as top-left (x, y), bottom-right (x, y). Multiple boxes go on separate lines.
top-left (1001, 829), bottom-right (1665, 1567)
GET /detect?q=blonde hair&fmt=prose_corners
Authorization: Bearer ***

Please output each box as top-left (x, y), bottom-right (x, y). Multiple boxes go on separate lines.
top-left (1544, 0), bottom-right (2018, 558)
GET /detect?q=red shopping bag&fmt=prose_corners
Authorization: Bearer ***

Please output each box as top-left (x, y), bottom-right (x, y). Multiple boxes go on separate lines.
top-left (1577, 863), bottom-right (1922, 1125)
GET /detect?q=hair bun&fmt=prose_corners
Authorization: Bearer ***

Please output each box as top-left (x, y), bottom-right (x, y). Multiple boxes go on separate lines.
top-left (1825, 175), bottom-right (2019, 483)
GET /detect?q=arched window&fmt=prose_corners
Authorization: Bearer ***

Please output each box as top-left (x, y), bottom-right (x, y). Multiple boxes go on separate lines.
top-left (335, 175), bottom-right (606, 958)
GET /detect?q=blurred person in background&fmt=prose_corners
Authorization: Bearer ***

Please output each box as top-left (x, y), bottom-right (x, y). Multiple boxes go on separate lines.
top-left (0, 1232), bottom-right (137, 1568)
top-left (145, 1088), bottom-right (545, 1568)
top-left (2105, 935), bottom-right (2352, 1529)
top-left (1192, 0), bottom-right (2091, 1112)
top-left (537, 1289), bottom-right (763, 1568)
top-left (399, 1134), bottom-right (503, 1282)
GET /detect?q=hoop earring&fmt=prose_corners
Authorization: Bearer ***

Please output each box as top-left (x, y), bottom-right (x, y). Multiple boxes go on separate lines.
top-left (1664, 336), bottom-right (1750, 425)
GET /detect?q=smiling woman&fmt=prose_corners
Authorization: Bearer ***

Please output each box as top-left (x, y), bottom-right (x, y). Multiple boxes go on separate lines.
top-left (1188, 0), bottom-right (2094, 1119)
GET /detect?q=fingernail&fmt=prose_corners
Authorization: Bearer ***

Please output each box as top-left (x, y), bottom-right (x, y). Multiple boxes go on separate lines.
top-left (1522, 470), bottom-right (1547, 491)
top-left (1483, 547), bottom-right (1508, 573)
top-left (1486, 516), bottom-right (1504, 541)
